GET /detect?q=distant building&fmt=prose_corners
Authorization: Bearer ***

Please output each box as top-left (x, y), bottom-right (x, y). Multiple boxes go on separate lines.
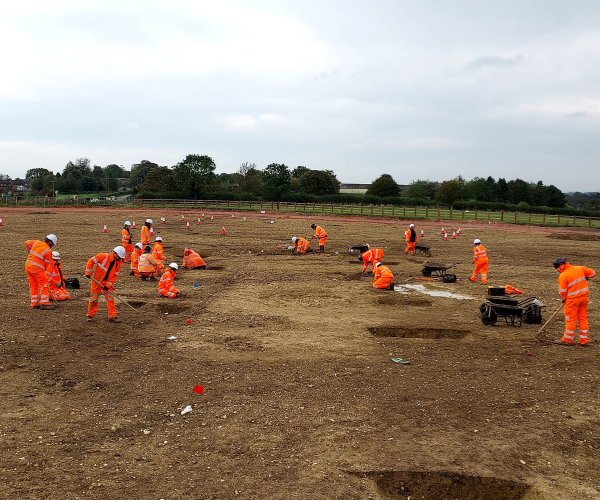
top-left (340, 183), bottom-right (409, 194)
top-left (0, 179), bottom-right (13, 194)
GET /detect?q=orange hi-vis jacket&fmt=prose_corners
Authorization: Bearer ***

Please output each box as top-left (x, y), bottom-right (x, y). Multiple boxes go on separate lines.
top-left (373, 265), bottom-right (394, 288)
top-left (46, 260), bottom-right (66, 288)
top-left (313, 225), bottom-right (328, 245)
top-left (85, 252), bottom-right (122, 288)
top-left (473, 244), bottom-right (488, 263)
top-left (361, 248), bottom-right (384, 272)
top-left (558, 263), bottom-right (596, 302)
top-left (138, 252), bottom-right (159, 274)
top-left (140, 226), bottom-right (151, 246)
top-left (183, 248), bottom-right (206, 269)
top-left (158, 268), bottom-right (179, 297)
top-left (24, 240), bottom-right (53, 273)
top-left (131, 247), bottom-right (142, 272)
top-left (295, 237), bottom-right (311, 254)
top-left (152, 242), bottom-right (166, 261)
top-left (121, 228), bottom-right (132, 246)
top-left (404, 228), bottom-right (417, 243)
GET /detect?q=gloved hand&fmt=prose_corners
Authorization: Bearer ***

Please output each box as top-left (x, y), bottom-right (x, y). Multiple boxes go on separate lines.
top-left (562, 298), bottom-right (566, 304)
top-left (103, 286), bottom-right (109, 291)
top-left (84, 274), bottom-right (91, 279)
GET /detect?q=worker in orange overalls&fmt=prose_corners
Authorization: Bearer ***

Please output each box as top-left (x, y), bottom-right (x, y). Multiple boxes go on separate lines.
top-left (404, 223), bottom-right (417, 255)
top-left (138, 245), bottom-right (160, 280)
top-left (84, 246), bottom-right (125, 322)
top-left (311, 223), bottom-right (328, 252)
top-left (291, 236), bottom-right (311, 254)
top-left (24, 234), bottom-right (58, 309)
top-left (152, 236), bottom-right (166, 273)
top-left (47, 251), bottom-right (70, 301)
top-left (121, 221), bottom-right (134, 263)
top-left (140, 218), bottom-right (153, 246)
top-left (130, 243), bottom-right (143, 277)
top-left (554, 257), bottom-right (596, 346)
top-left (372, 262), bottom-right (394, 290)
top-left (360, 246), bottom-right (384, 274)
top-left (182, 248), bottom-right (207, 269)
top-left (158, 262), bottom-right (181, 298)
top-left (470, 238), bottom-right (489, 284)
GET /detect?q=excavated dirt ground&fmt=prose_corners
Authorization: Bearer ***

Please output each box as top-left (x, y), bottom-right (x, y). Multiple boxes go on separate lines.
top-left (1, 208), bottom-right (599, 499)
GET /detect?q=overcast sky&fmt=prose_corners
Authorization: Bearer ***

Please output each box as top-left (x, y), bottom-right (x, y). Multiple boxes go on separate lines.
top-left (1, 1), bottom-right (599, 191)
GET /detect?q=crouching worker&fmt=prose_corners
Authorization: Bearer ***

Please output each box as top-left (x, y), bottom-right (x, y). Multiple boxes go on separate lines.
top-left (360, 246), bottom-right (384, 274)
top-left (138, 245), bottom-right (159, 280)
top-left (84, 246), bottom-right (125, 322)
top-left (373, 262), bottom-right (394, 290)
top-left (291, 236), bottom-right (311, 254)
top-left (47, 251), bottom-right (70, 301)
top-left (158, 262), bottom-right (181, 298)
top-left (183, 248), bottom-right (206, 269)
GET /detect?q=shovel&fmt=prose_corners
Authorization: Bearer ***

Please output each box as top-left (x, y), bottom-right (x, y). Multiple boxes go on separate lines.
top-left (88, 276), bottom-right (140, 313)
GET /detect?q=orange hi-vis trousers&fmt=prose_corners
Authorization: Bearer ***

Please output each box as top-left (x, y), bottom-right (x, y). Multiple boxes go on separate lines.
top-left (26, 269), bottom-right (51, 307)
top-left (373, 276), bottom-right (394, 289)
top-left (49, 283), bottom-right (70, 301)
top-left (87, 281), bottom-right (117, 319)
top-left (405, 241), bottom-right (416, 254)
top-left (561, 296), bottom-right (590, 345)
top-left (470, 260), bottom-right (488, 284)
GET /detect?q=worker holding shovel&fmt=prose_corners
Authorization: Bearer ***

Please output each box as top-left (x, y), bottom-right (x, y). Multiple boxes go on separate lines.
top-left (554, 257), bottom-right (596, 346)
top-left (84, 246), bottom-right (125, 323)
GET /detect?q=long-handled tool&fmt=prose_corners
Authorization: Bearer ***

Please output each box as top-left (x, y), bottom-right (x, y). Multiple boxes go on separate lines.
top-left (535, 303), bottom-right (563, 339)
top-left (88, 275), bottom-right (140, 313)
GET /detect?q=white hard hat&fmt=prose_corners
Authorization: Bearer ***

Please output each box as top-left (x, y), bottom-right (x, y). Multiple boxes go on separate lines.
top-left (169, 262), bottom-right (178, 270)
top-left (51, 251), bottom-right (60, 260)
top-left (473, 238), bottom-right (481, 245)
top-left (155, 236), bottom-right (163, 242)
top-left (113, 246), bottom-right (126, 259)
top-left (46, 234), bottom-right (57, 245)
top-left (135, 242), bottom-right (143, 249)
top-left (409, 223), bottom-right (414, 228)
top-left (291, 236), bottom-right (297, 243)
top-left (124, 220), bottom-right (131, 226)
top-left (375, 261), bottom-right (382, 268)
top-left (145, 218), bottom-right (153, 224)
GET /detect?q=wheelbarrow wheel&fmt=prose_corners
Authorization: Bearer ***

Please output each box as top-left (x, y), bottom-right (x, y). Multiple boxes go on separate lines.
top-left (480, 303), bottom-right (498, 326)
top-left (422, 268), bottom-right (432, 277)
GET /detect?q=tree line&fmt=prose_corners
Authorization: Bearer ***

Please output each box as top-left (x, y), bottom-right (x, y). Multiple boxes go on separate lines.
top-left (3, 154), bottom-right (598, 213)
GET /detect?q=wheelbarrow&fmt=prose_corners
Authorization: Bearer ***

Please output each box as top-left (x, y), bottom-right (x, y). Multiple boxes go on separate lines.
top-left (479, 296), bottom-right (545, 327)
top-left (414, 244), bottom-right (431, 256)
top-left (421, 262), bottom-right (458, 283)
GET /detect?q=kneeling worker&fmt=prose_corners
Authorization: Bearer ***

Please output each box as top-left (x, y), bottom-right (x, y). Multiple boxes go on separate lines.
top-left (47, 251), bottom-right (70, 301)
top-left (291, 236), bottom-right (311, 254)
top-left (158, 262), bottom-right (181, 298)
top-left (373, 262), bottom-right (394, 290)
top-left (182, 248), bottom-right (207, 269)
top-left (138, 245), bottom-right (159, 280)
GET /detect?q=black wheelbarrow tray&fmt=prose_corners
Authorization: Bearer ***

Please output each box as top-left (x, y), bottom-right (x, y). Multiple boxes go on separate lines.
top-left (479, 296), bottom-right (545, 327)
top-left (421, 262), bottom-right (458, 282)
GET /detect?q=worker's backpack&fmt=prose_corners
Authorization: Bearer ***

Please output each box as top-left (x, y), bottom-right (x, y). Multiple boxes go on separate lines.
top-left (65, 277), bottom-right (80, 290)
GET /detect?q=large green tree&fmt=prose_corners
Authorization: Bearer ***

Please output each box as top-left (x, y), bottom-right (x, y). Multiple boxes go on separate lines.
top-left (140, 166), bottom-right (176, 196)
top-left (173, 154), bottom-right (217, 198)
top-left (298, 169), bottom-right (340, 195)
top-left (406, 180), bottom-right (438, 200)
top-left (367, 174), bottom-right (399, 197)
top-left (435, 177), bottom-right (465, 206)
top-left (130, 160), bottom-right (159, 190)
top-left (261, 163), bottom-right (291, 200)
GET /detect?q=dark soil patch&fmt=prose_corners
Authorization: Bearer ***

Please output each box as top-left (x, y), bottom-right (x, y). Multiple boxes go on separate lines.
top-left (156, 303), bottom-right (191, 314)
top-left (368, 326), bottom-right (468, 339)
top-left (547, 232), bottom-right (600, 241)
top-left (128, 300), bottom-right (146, 308)
top-left (208, 265), bottom-right (225, 271)
top-left (357, 470), bottom-right (541, 500)
top-left (377, 295), bottom-right (432, 307)
top-left (26, 211), bottom-right (57, 215)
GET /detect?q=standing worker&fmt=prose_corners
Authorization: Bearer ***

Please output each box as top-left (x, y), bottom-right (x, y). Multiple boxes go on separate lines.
top-left (372, 262), bottom-right (395, 290)
top-left (291, 236), bottom-right (311, 254)
top-left (311, 223), bottom-right (328, 252)
top-left (152, 236), bottom-right (166, 273)
top-left (360, 246), bottom-right (384, 274)
top-left (130, 242), bottom-right (143, 277)
top-left (404, 223), bottom-right (417, 255)
top-left (140, 218), bottom-right (153, 247)
top-left (47, 251), bottom-right (70, 301)
top-left (553, 257), bottom-right (596, 346)
top-left (24, 234), bottom-right (58, 309)
top-left (470, 238), bottom-right (489, 284)
top-left (121, 221), bottom-right (134, 263)
top-left (158, 262), bottom-right (181, 298)
top-left (84, 246), bottom-right (126, 322)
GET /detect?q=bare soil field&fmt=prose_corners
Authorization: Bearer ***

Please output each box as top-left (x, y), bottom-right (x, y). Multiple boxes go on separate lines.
top-left (1, 208), bottom-right (599, 499)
